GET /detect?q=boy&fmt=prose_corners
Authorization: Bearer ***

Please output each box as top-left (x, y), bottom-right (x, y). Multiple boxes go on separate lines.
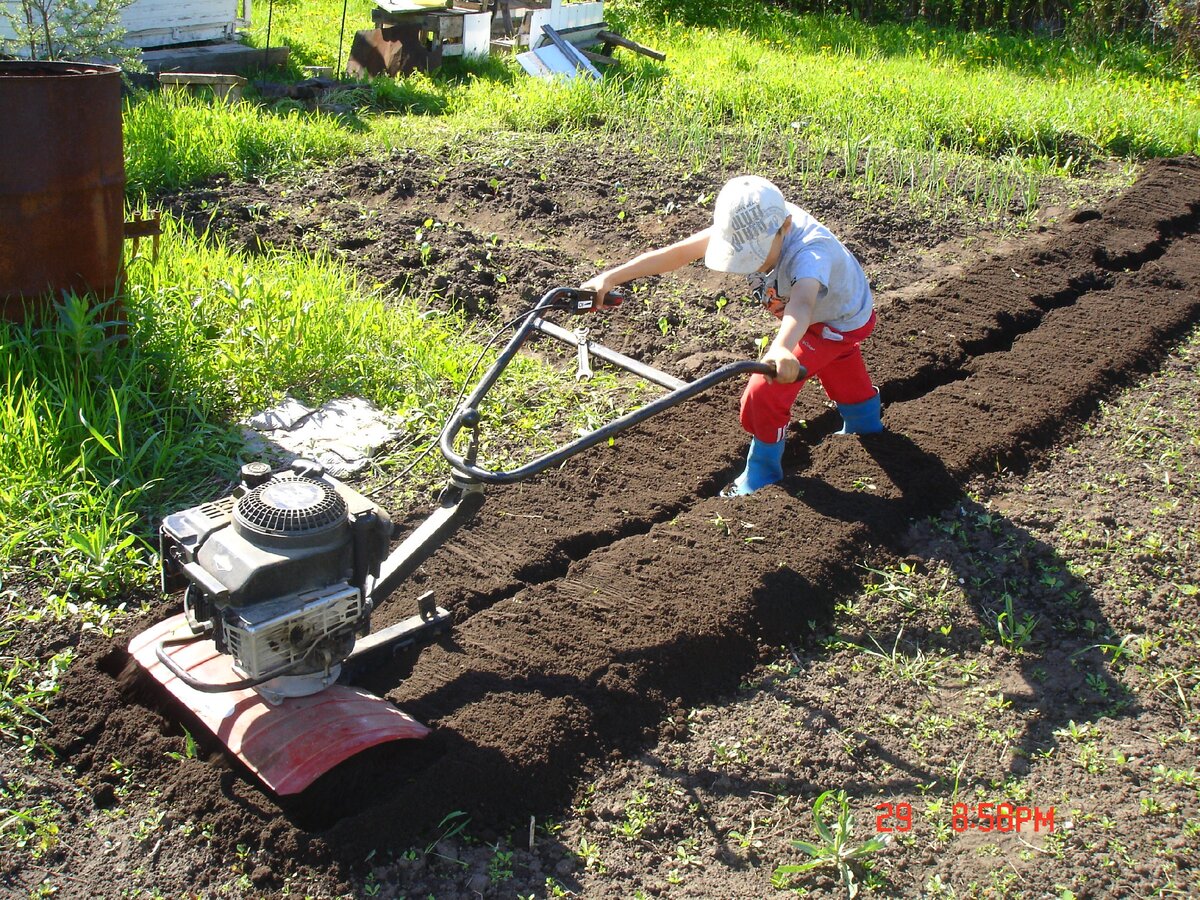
top-left (582, 175), bottom-right (882, 495)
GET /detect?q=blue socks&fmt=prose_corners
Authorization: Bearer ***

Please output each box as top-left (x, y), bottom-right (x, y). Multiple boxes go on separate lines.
top-left (836, 389), bottom-right (883, 435)
top-left (724, 436), bottom-right (785, 496)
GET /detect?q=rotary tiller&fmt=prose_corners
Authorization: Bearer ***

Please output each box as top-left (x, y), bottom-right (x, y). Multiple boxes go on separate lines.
top-left (129, 286), bottom-right (772, 795)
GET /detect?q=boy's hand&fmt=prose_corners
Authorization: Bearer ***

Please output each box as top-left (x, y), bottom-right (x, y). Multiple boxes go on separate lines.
top-left (580, 274), bottom-right (619, 309)
top-left (762, 345), bottom-right (803, 383)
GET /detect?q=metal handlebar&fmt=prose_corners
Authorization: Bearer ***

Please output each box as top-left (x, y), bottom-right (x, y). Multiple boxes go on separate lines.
top-left (438, 287), bottom-right (777, 485)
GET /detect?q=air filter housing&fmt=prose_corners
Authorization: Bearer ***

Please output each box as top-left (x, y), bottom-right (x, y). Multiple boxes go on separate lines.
top-left (160, 461), bottom-right (391, 609)
top-left (233, 477), bottom-right (349, 547)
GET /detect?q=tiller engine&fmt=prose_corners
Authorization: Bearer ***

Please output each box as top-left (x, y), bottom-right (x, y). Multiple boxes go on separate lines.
top-left (129, 287), bottom-right (774, 795)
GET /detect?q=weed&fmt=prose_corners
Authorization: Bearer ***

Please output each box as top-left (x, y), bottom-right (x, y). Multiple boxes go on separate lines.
top-left (165, 729), bottom-right (198, 762)
top-left (614, 789), bottom-right (655, 840)
top-left (487, 845), bottom-right (514, 883)
top-left (773, 790), bottom-right (891, 897)
top-left (132, 808), bottom-right (166, 842)
top-left (577, 836), bottom-right (606, 873)
top-left (423, 810), bottom-right (471, 866)
top-left (728, 817), bottom-right (764, 851)
top-left (0, 649), bottom-right (73, 751)
top-left (985, 592), bottom-right (1039, 651)
top-left (0, 783), bottom-right (61, 860)
top-left (835, 629), bottom-right (947, 688)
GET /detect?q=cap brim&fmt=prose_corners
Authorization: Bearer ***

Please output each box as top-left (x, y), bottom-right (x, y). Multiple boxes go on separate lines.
top-left (705, 233), bottom-right (772, 274)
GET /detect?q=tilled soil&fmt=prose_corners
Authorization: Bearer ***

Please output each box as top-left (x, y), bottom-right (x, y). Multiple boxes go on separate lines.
top-left (7, 147), bottom-right (1199, 898)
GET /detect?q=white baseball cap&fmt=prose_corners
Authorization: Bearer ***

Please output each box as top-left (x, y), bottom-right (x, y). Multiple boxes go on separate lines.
top-left (704, 176), bottom-right (788, 274)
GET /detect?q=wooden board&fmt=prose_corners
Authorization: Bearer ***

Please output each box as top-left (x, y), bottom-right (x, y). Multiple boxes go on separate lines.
top-left (1, 0), bottom-right (244, 50)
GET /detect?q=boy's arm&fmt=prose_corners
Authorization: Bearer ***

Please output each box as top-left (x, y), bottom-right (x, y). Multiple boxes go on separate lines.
top-left (582, 230), bottom-right (710, 305)
top-left (761, 277), bottom-right (820, 384)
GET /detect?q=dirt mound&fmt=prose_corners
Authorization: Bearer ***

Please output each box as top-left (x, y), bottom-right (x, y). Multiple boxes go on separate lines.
top-left (41, 153), bottom-right (1200, 895)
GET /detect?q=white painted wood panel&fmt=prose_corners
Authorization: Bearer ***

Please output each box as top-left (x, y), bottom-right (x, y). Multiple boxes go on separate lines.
top-left (525, 0), bottom-right (604, 47)
top-left (2, 0), bottom-right (244, 50)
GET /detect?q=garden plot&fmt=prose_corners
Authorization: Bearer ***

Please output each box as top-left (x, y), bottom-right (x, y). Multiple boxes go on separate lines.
top-left (8, 149), bottom-right (1199, 898)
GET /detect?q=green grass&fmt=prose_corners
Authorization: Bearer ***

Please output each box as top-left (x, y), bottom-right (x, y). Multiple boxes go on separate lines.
top-left (120, 0), bottom-right (1200, 203)
top-left (0, 293), bottom-right (238, 600)
top-left (242, 0), bottom-right (379, 71)
top-left (125, 89), bottom-right (359, 194)
top-left (126, 213), bottom-right (469, 418)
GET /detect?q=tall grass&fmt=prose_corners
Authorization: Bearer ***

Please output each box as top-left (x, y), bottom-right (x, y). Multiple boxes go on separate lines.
top-left (125, 89), bottom-right (359, 194)
top-left (0, 296), bottom-right (240, 598)
top-left (127, 215), bottom-right (471, 417)
top-left (242, 0), bottom-right (378, 71)
top-left (124, 0), bottom-right (1199, 201)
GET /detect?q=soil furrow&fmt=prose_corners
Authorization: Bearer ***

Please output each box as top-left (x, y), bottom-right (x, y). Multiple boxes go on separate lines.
top-left (395, 161), bottom-right (1197, 640)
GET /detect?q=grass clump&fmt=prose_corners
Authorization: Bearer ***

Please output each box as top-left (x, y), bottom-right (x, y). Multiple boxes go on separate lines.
top-left (0, 294), bottom-right (239, 600)
top-left (126, 213), bottom-right (468, 419)
top-left (773, 789), bottom-right (891, 896)
top-left (124, 90), bottom-right (359, 195)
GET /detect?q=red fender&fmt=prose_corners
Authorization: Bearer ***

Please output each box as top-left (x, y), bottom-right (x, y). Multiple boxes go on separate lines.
top-left (128, 614), bottom-right (429, 795)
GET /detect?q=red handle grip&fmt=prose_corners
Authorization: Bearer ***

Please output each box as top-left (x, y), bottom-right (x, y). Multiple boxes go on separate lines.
top-left (560, 286), bottom-right (630, 313)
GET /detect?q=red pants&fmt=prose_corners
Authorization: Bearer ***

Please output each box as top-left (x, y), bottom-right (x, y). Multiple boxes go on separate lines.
top-left (740, 311), bottom-right (877, 443)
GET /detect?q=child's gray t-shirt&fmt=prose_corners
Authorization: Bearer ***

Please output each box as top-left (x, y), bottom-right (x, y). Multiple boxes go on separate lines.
top-left (747, 203), bottom-right (873, 332)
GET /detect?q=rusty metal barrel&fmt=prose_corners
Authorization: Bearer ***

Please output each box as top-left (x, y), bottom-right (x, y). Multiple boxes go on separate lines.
top-left (0, 61), bottom-right (125, 323)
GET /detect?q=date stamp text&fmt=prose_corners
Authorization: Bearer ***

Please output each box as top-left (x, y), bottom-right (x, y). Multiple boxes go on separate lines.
top-left (875, 802), bottom-right (1056, 834)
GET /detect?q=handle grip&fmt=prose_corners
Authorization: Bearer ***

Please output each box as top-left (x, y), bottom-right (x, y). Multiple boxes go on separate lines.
top-left (558, 286), bottom-right (629, 313)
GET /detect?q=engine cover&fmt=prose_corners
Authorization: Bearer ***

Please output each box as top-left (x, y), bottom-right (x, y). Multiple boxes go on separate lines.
top-left (159, 460), bottom-right (392, 682)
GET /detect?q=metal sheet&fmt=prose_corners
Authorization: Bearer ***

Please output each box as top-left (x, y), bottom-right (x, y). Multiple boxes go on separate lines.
top-left (128, 614), bottom-right (429, 795)
top-left (518, 24), bottom-right (601, 81)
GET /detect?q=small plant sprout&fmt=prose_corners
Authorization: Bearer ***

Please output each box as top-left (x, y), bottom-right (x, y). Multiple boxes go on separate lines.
top-left (423, 810), bottom-right (471, 866)
top-left (987, 592), bottom-right (1038, 651)
top-left (728, 816), bottom-right (764, 851)
top-left (488, 844), bottom-right (514, 883)
top-left (615, 789), bottom-right (654, 840)
top-left (577, 836), bottom-right (606, 873)
top-left (165, 729), bottom-right (198, 761)
top-left (773, 790), bottom-right (891, 897)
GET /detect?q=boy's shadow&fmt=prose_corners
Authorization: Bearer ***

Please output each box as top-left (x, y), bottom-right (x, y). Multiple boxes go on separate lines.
top-left (777, 428), bottom-right (1134, 779)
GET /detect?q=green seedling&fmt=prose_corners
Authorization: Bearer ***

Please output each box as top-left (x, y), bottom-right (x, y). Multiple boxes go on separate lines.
top-left (987, 592), bottom-right (1038, 651)
top-left (577, 836), bottom-right (606, 873)
top-left (165, 729), bottom-right (198, 761)
top-left (837, 629), bottom-right (947, 688)
top-left (423, 810), bottom-right (471, 866)
top-left (615, 790), bottom-right (654, 840)
top-left (774, 790), bottom-right (891, 898)
top-left (488, 845), bottom-right (514, 883)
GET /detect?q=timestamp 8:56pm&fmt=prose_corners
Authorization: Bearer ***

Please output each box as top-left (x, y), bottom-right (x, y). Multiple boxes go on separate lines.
top-left (875, 801), bottom-right (1056, 834)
